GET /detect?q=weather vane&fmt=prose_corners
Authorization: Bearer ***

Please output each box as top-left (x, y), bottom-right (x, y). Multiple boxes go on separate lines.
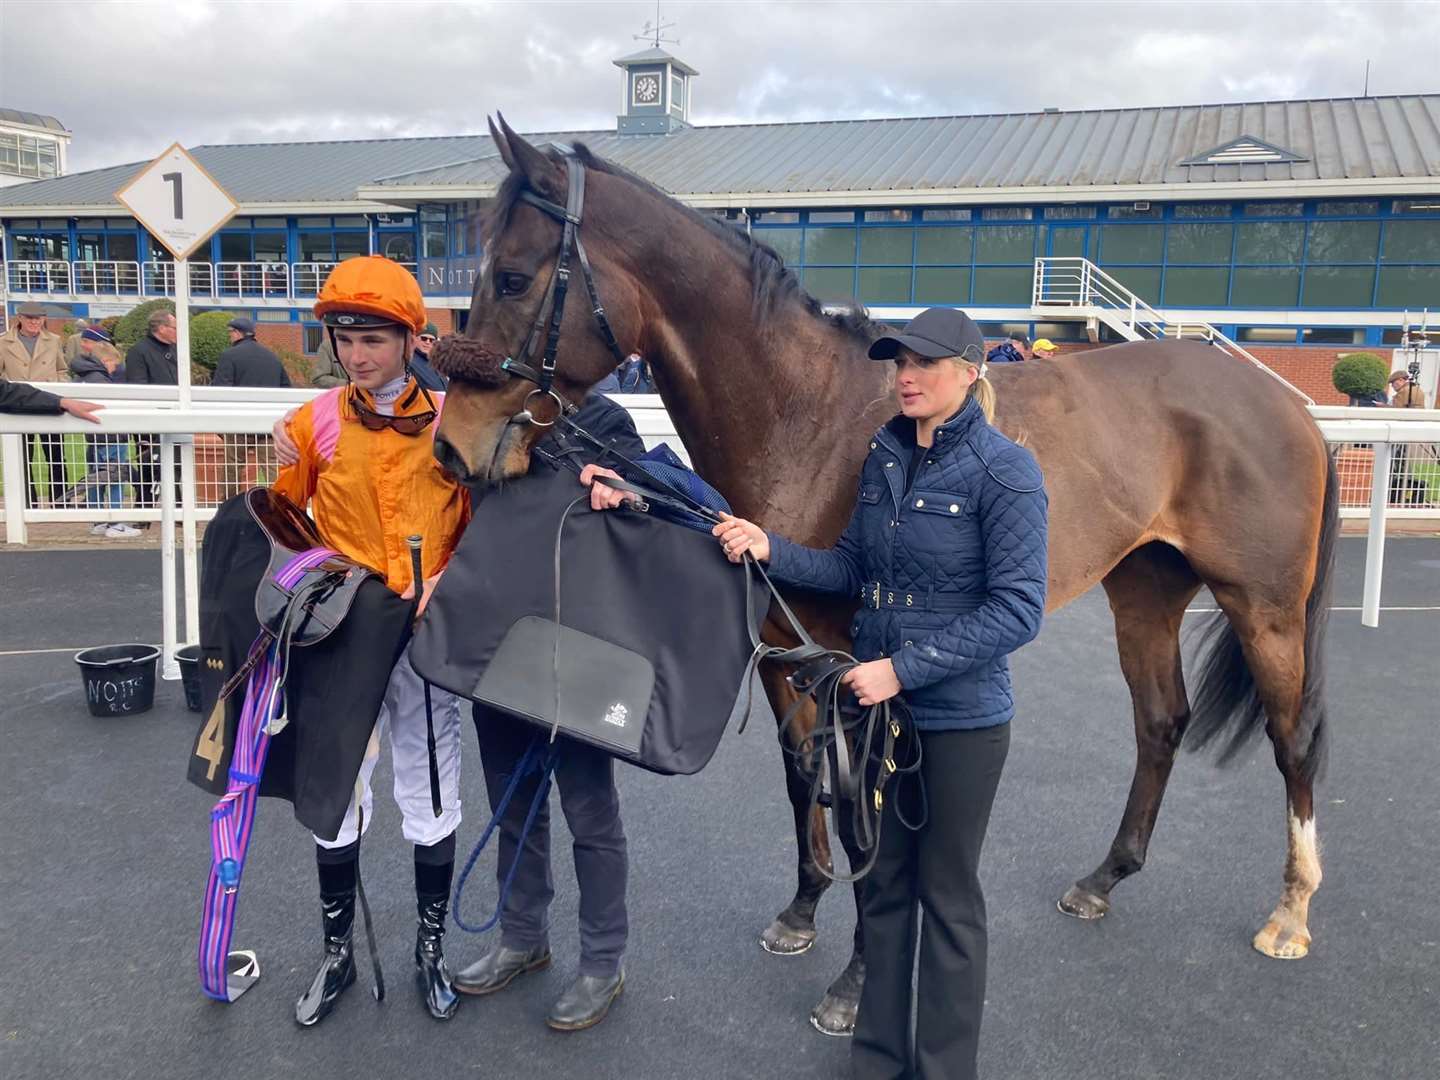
top-left (635, 1), bottom-right (679, 48)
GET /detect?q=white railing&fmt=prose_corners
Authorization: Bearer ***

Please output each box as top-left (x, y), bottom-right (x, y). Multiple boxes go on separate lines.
top-left (72, 260), bottom-right (143, 297)
top-left (1033, 256), bottom-right (1312, 403)
top-left (6, 259), bottom-right (73, 294)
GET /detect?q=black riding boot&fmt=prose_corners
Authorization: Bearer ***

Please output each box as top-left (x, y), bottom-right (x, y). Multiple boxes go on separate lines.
top-left (296, 843), bottom-right (359, 1027)
top-left (415, 837), bottom-right (459, 1021)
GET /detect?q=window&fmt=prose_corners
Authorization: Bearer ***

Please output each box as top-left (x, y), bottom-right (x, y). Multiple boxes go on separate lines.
top-left (421, 207), bottom-right (447, 259)
top-left (914, 267), bottom-right (969, 304)
top-left (1106, 266), bottom-right (1162, 300)
top-left (0, 133), bottom-right (61, 178)
top-left (921, 209), bottom-right (971, 222)
top-left (670, 74), bottom-right (685, 114)
top-left (1242, 202), bottom-right (1303, 217)
top-left (972, 266), bottom-right (1032, 304)
top-left (1163, 267), bottom-right (1230, 306)
top-left (756, 229), bottom-right (801, 264)
top-left (808, 211), bottom-right (855, 224)
top-left (1231, 267), bottom-right (1299, 306)
top-left (1301, 266), bottom-right (1375, 307)
top-left (1236, 327), bottom-right (1298, 343)
top-left (1392, 199), bottom-right (1440, 214)
top-left (751, 211), bottom-right (798, 224)
top-left (303, 325), bottom-right (326, 354)
top-left (1306, 220), bottom-right (1380, 263)
top-left (1377, 266), bottom-right (1440, 308)
top-left (916, 227), bottom-right (973, 264)
top-left (254, 310), bottom-right (291, 322)
top-left (980, 207), bottom-right (1032, 221)
top-left (1302, 327), bottom-right (1366, 345)
top-left (1043, 206), bottom-right (1096, 220)
top-left (801, 267), bottom-right (853, 300)
top-left (1316, 201), bottom-right (1378, 217)
top-left (1107, 205), bottom-right (1160, 219)
top-left (859, 228), bottom-right (912, 264)
top-left (858, 267), bottom-right (911, 304)
top-left (1381, 219), bottom-right (1440, 263)
top-left (974, 225), bottom-right (1034, 263)
top-left (1099, 224), bottom-right (1163, 263)
top-left (804, 227), bottom-right (856, 264)
top-left (864, 209), bottom-right (911, 222)
top-left (1166, 223), bottom-right (1232, 263)
top-left (1173, 203), bottom-right (1231, 219)
top-left (1235, 221), bottom-right (1304, 264)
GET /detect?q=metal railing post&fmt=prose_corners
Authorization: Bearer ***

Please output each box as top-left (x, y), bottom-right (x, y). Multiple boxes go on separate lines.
top-left (160, 436), bottom-right (179, 679)
top-left (2, 432), bottom-right (28, 545)
top-left (179, 437), bottom-right (200, 648)
top-left (1361, 439), bottom-right (1392, 629)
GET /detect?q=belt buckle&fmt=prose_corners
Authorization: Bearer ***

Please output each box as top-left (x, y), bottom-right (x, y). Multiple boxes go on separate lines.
top-left (869, 583), bottom-right (881, 609)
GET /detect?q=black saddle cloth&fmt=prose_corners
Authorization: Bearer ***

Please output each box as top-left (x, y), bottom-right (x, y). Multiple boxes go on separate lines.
top-left (185, 493), bottom-right (415, 841)
top-left (411, 458), bottom-right (768, 776)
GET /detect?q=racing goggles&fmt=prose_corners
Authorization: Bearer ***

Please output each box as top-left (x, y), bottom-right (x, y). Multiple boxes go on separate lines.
top-left (349, 383), bottom-right (437, 436)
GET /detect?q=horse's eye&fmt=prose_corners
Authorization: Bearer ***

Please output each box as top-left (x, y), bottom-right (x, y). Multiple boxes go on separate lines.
top-left (495, 271), bottom-right (530, 297)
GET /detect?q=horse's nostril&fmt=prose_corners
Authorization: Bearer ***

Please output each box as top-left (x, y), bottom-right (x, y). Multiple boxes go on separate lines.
top-left (433, 436), bottom-right (465, 479)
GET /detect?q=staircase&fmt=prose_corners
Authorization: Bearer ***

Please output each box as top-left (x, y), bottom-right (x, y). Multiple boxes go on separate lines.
top-left (1032, 257), bottom-right (1313, 404)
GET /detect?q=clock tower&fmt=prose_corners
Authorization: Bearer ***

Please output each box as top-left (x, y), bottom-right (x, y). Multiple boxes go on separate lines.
top-left (614, 46), bottom-right (697, 135)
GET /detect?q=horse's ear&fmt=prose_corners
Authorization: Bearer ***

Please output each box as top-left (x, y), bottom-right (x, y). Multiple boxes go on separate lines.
top-left (495, 112), bottom-right (562, 201)
top-left (488, 115), bottom-right (514, 171)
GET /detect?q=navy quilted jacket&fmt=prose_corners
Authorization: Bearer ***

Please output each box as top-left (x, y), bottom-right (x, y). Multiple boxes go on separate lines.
top-left (766, 396), bottom-right (1048, 730)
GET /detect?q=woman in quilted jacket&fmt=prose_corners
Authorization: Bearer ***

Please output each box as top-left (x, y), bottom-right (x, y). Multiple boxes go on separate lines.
top-left (714, 307), bottom-right (1049, 1080)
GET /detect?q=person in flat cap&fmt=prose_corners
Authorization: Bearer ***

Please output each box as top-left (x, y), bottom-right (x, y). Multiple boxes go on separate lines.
top-left (690, 306), bottom-right (1050, 1080)
top-left (2, 302), bottom-right (75, 506)
top-left (212, 315), bottom-right (291, 495)
top-left (1, 307), bottom-right (103, 425)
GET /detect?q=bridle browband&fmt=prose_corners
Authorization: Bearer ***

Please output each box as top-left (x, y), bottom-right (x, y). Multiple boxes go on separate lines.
top-left (501, 149), bottom-right (630, 427)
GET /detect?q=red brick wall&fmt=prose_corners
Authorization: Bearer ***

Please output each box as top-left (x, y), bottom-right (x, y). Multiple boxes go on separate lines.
top-left (1008, 340), bottom-right (1363, 405)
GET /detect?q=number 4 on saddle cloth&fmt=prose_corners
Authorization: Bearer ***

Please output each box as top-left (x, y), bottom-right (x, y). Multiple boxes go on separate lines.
top-left (186, 489), bottom-right (415, 1002)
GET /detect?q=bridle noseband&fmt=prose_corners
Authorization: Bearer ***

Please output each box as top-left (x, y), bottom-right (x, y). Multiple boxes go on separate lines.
top-left (501, 149), bottom-right (629, 427)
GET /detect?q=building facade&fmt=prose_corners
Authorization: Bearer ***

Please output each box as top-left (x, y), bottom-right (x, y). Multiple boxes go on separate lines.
top-left (2, 58), bottom-right (1437, 402)
top-left (0, 108), bottom-right (70, 188)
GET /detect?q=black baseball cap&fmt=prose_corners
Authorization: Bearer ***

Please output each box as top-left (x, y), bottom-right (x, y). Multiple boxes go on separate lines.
top-left (227, 316), bottom-right (256, 334)
top-left (868, 308), bottom-right (986, 363)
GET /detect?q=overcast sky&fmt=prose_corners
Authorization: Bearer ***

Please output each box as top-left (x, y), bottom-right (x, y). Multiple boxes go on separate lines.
top-left (3, 0), bottom-right (1437, 174)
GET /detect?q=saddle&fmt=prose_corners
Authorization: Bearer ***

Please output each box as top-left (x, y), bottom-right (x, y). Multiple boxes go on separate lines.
top-left (247, 488), bottom-right (374, 648)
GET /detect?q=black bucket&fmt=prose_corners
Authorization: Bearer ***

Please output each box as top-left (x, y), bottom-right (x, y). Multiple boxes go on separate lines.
top-left (176, 645), bottom-right (203, 712)
top-left (74, 644), bottom-right (161, 718)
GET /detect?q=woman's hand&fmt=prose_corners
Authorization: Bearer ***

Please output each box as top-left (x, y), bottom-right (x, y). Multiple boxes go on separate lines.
top-left (272, 408), bottom-right (300, 466)
top-left (578, 464), bottom-right (643, 511)
top-left (711, 512), bottom-right (770, 563)
top-left (401, 570), bottom-right (443, 617)
top-left (842, 658), bottom-right (902, 707)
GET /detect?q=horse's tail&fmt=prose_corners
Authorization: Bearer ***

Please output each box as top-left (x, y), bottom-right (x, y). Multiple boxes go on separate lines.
top-left (1185, 449), bottom-right (1337, 780)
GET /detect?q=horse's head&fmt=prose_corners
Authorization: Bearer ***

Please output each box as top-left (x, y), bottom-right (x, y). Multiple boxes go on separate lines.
top-left (432, 115), bottom-right (645, 489)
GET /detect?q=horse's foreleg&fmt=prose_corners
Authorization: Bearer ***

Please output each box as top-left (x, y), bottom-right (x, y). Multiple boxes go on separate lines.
top-left (1251, 765), bottom-right (1320, 960)
top-left (760, 673), bottom-right (831, 956)
top-left (1060, 545), bottom-right (1197, 920)
top-left (807, 793), bottom-right (868, 1038)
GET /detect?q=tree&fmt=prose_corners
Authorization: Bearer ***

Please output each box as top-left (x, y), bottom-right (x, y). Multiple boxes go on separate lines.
top-left (113, 298), bottom-right (176, 352)
top-left (189, 311), bottom-right (244, 374)
top-left (1330, 352), bottom-right (1388, 404)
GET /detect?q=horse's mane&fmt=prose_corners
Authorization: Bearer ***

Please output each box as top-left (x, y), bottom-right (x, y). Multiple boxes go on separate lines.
top-left (484, 142), bottom-right (882, 344)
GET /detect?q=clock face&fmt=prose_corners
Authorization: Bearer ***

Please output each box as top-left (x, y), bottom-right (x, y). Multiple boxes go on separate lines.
top-left (633, 74), bottom-right (660, 105)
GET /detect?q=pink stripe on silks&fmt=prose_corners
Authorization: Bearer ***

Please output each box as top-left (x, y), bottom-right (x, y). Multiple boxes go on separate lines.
top-left (310, 390), bottom-right (344, 462)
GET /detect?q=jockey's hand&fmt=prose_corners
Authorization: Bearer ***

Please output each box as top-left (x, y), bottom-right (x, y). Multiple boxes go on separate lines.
top-left (842, 658), bottom-right (901, 707)
top-left (579, 463), bottom-right (642, 511)
top-left (272, 408), bottom-right (300, 466)
top-left (712, 512), bottom-right (769, 564)
top-left (58, 398), bottom-right (104, 424)
top-left (402, 570), bottom-right (443, 617)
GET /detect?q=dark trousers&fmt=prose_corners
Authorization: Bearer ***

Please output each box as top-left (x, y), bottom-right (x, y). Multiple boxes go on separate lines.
top-left (473, 706), bottom-right (628, 977)
top-left (133, 435), bottom-right (160, 508)
top-left (27, 434), bottom-right (68, 505)
top-left (852, 722), bottom-right (1010, 1080)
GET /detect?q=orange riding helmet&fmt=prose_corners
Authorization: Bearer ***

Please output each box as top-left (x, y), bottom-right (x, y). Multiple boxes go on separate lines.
top-left (313, 255), bottom-right (428, 335)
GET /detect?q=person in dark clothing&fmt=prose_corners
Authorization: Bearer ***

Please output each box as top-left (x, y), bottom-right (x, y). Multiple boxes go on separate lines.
top-left (214, 318), bottom-right (292, 495)
top-left (212, 318), bottom-right (292, 388)
top-left (0, 376), bottom-right (103, 420)
top-left (123, 309), bottom-right (179, 511)
top-left (986, 331), bottom-right (1030, 364)
top-left (453, 392), bottom-right (644, 1033)
top-left (68, 330), bottom-right (134, 532)
top-left (409, 323), bottom-right (447, 391)
top-left (684, 308), bottom-right (1049, 1080)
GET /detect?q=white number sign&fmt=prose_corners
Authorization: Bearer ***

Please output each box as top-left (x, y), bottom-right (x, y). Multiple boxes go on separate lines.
top-left (114, 143), bottom-right (238, 260)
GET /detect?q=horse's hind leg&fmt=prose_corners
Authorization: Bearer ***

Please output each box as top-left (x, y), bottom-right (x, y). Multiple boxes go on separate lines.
top-left (1060, 543), bottom-right (1200, 919)
top-left (1213, 594), bottom-right (1322, 959)
top-left (759, 667), bottom-right (833, 956)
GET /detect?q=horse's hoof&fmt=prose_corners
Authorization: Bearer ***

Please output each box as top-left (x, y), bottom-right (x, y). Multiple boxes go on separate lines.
top-left (760, 919), bottom-right (817, 956)
top-left (1057, 885), bottom-right (1110, 920)
top-left (809, 993), bottom-right (857, 1037)
top-left (1252, 921), bottom-right (1311, 960)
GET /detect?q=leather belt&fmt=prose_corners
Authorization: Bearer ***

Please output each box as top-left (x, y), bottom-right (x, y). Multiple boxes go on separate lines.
top-left (860, 583), bottom-right (985, 613)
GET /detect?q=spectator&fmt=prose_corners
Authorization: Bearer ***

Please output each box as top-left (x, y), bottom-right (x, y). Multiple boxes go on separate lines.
top-left (986, 331), bottom-right (1030, 364)
top-left (69, 331), bottom-right (139, 538)
top-left (1388, 370), bottom-right (1428, 409)
top-left (63, 318), bottom-right (92, 366)
top-left (1, 301), bottom-right (70, 507)
top-left (123, 309), bottom-right (178, 514)
top-left (1032, 338), bottom-right (1059, 359)
top-left (213, 318), bottom-right (290, 496)
top-left (0, 371), bottom-right (102, 420)
top-left (311, 333), bottom-right (348, 388)
top-left (410, 321), bottom-right (446, 391)
top-left (596, 353), bottom-right (654, 395)
top-left (212, 317), bottom-right (291, 387)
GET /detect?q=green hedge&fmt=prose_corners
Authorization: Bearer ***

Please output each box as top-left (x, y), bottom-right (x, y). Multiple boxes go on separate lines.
top-left (113, 298), bottom-right (175, 353)
top-left (1331, 352), bottom-right (1388, 399)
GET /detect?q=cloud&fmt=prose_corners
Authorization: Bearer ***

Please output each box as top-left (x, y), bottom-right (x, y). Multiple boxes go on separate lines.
top-left (2, 0), bottom-right (1436, 173)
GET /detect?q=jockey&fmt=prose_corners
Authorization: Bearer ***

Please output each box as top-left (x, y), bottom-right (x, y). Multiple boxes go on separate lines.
top-left (272, 255), bottom-right (470, 1026)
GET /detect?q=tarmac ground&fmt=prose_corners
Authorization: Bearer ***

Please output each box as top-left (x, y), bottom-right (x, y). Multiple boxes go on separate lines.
top-left (0, 536), bottom-right (1436, 1080)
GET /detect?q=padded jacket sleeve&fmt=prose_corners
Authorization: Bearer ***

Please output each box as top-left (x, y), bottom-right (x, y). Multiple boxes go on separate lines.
top-left (764, 489), bottom-right (867, 599)
top-left (890, 464), bottom-right (1048, 689)
top-left (0, 378), bottom-right (63, 414)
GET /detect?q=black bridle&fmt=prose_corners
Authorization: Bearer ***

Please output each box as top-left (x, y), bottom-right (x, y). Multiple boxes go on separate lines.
top-left (500, 149), bottom-right (629, 427)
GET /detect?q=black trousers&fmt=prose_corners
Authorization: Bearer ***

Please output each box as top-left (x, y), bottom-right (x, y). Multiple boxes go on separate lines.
top-left (27, 434), bottom-right (68, 505)
top-left (472, 706), bottom-right (628, 977)
top-left (852, 722), bottom-right (1010, 1080)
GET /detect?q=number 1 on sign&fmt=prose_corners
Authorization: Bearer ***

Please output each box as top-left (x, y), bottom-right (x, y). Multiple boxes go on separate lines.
top-left (162, 171), bottom-right (183, 219)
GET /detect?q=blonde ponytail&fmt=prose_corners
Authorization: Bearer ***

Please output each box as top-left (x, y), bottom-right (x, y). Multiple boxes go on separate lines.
top-left (971, 373), bottom-right (996, 424)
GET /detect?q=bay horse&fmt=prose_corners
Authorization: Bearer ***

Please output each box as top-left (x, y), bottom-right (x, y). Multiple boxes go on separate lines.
top-left (430, 117), bottom-right (1337, 1035)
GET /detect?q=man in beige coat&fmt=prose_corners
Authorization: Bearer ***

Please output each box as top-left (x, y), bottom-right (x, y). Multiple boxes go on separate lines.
top-left (1, 302), bottom-right (70, 505)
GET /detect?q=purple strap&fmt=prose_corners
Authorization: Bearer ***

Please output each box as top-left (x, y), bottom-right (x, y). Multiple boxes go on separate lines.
top-left (198, 547), bottom-right (338, 1002)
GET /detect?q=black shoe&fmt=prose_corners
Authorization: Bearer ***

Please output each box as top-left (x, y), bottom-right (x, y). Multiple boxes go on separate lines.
top-left (545, 970), bottom-right (624, 1031)
top-left (295, 889), bottom-right (357, 1027)
top-left (453, 943), bottom-right (552, 997)
top-left (415, 892), bottom-right (459, 1021)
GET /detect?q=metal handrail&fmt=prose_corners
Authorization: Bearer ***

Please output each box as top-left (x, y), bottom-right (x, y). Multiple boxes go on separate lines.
top-left (5, 259), bottom-right (72, 293)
